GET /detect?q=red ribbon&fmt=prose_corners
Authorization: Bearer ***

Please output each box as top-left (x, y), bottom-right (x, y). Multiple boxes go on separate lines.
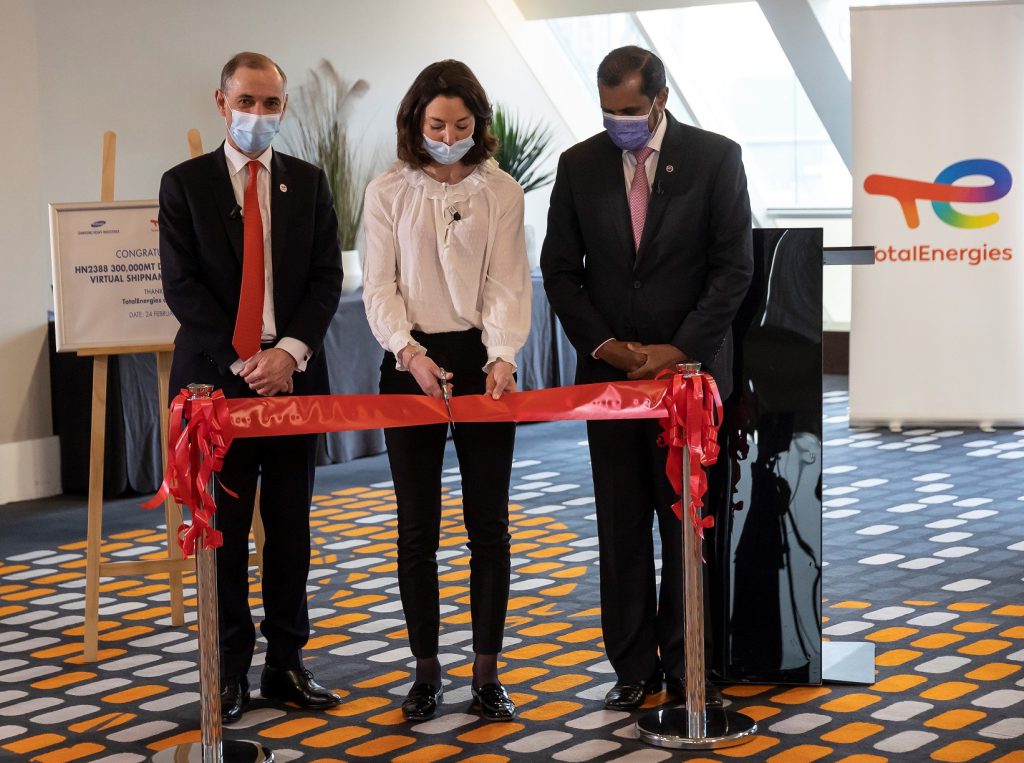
top-left (655, 370), bottom-right (723, 546)
top-left (141, 389), bottom-right (234, 556)
top-left (143, 376), bottom-right (721, 557)
top-left (226, 380), bottom-right (670, 435)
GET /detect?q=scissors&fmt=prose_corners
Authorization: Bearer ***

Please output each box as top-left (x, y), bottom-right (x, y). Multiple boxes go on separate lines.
top-left (437, 368), bottom-right (455, 433)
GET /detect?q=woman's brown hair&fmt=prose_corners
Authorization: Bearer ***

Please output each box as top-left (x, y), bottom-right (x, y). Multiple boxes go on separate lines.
top-left (396, 60), bottom-right (497, 167)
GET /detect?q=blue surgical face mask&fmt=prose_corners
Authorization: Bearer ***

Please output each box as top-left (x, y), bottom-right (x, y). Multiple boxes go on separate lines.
top-left (422, 133), bottom-right (475, 165)
top-left (603, 101), bottom-right (658, 151)
top-left (229, 109), bottom-right (281, 154)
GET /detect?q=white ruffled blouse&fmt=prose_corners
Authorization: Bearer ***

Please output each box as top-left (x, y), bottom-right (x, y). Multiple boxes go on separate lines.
top-left (362, 158), bottom-right (531, 368)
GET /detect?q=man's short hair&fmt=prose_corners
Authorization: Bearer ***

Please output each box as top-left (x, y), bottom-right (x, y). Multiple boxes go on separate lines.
top-left (220, 52), bottom-right (287, 92)
top-left (597, 46), bottom-right (666, 101)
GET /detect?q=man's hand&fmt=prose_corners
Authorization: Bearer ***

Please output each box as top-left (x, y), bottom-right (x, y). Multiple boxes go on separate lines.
top-left (407, 353), bottom-right (451, 398)
top-left (625, 343), bottom-right (687, 380)
top-left (595, 340), bottom-right (647, 373)
top-left (240, 348), bottom-right (296, 396)
top-left (485, 359), bottom-right (516, 399)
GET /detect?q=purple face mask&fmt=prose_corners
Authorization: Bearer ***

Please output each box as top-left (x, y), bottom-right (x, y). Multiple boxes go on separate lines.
top-left (603, 101), bottom-right (657, 151)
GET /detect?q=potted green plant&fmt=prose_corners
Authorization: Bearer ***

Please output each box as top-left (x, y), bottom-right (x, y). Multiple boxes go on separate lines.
top-left (492, 103), bottom-right (556, 193)
top-left (283, 59), bottom-right (374, 293)
top-left (491, 104), bottom-right (556, 267)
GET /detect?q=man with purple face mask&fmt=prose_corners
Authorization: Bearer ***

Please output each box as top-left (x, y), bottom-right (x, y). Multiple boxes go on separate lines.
top-left (541, 46), bottom-right (753, 710)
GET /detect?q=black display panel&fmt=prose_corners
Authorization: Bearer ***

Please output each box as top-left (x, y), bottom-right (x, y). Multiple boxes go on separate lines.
top-left (710, 227), bottom-right (824, 685)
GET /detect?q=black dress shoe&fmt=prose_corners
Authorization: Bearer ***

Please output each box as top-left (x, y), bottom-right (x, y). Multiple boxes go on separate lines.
top-left (471, 682), bottom-right (516, 721)
top-left (260, 666), bottom-right (341, 709)
top-left (221, 675), bottom-right (250, 724)
top-left (665, 676), bottom-right (724, 707)
top-left (603, 675), bottom-right (662, 710)
top-left (402, 682), bottom-right (443, 721)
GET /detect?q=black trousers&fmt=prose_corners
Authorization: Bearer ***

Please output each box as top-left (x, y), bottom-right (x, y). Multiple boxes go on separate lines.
top-left (587, 418), bottom-right (719, 683)
top-left (209, 359), bottom-right (320, 680)
top-left (380, 329), bottom-right (515, 658)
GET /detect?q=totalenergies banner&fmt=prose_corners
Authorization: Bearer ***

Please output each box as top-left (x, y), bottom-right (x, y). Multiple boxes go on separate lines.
top-left (850, 1), bottom-right (1024, 426)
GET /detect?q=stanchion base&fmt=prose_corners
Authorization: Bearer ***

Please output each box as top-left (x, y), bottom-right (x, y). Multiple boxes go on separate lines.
top-left (823, 640), bottom-right (876, 684)
top-left (152, 740), bottom-right (274, 762)
top-left (636, 707), bottom-right (757, 750)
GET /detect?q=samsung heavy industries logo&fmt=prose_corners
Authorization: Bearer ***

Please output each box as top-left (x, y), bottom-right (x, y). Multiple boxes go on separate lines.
top-left (77, 220), bottom-right (120, 236)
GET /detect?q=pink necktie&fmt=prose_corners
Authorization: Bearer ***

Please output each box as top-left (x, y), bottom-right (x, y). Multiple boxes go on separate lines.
top-left (628, 146), bottom-right (655, 252)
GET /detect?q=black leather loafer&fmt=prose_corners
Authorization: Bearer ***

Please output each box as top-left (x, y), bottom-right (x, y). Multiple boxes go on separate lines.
top-left (402, 682), bottom-right (443, 721)
top-left (471, 682), bottom-right (516, 721)
top-left (221, 675), bottom-right (250, 724)
top-left (260, 666), bottom-right (341, 709)
top-left (665, 676), bottom-right (724, 707)
top-left (603, 675), bottom-right (662, 710)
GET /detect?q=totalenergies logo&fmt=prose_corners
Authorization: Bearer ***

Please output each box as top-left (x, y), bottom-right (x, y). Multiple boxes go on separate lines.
top-left (864, 159), bottom-right (1012, 229)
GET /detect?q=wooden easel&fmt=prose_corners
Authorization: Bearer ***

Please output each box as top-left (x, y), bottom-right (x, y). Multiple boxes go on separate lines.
top-left (82, 131), bottom-right (187, 661)
top-left (81, 129), bottom-right (265, 662)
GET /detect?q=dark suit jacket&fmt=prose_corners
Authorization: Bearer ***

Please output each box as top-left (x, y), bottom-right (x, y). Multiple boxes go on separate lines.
top-left (159, 144), bottom-right (342, 396)
top-left (540, 112), bottom-right (753, 399)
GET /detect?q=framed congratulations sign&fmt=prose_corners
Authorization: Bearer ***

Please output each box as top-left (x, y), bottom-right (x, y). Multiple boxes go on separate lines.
top-left (49, 199), bottom-right (178, 352)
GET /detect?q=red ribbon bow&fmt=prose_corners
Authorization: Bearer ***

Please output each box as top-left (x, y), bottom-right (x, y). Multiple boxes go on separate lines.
top-left (141, 389), bottom-right (235, 556)
top-left (656, 369), bottom-right (723, 547)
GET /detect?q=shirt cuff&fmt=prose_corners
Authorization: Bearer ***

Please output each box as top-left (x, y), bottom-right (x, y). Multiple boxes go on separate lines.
top-left (485, 347), bottom-right (517, 373)
top-left (591, 337), bottom-right (615, 359)
top-left (390, 333), bottom-right (424, 371)
top-left (388, 331), bottom-right (415, 358)
top-left (275, 337), bottom-right (312, 372)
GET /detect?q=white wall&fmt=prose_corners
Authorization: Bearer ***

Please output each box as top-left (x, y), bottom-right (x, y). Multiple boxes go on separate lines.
top-left (1, 0), bottom-right (577, 503)
top-left (0, 0), bottom-right (61, 504)
top-left (32, 0), bottom-right (573, 238)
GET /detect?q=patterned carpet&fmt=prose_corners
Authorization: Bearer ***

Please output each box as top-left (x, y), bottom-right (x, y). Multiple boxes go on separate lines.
top-left (0, 385), bottom-right (1022, 762)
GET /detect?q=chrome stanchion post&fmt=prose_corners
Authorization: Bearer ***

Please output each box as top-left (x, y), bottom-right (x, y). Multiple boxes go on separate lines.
top-left (681, 425), bottom-right (706, 739)
top-left (196, 502), bottom-right (222, 761)
top-left (636, 363), bottom-right (757, 751)
top-left (154, 384), bottom-right (273, 763)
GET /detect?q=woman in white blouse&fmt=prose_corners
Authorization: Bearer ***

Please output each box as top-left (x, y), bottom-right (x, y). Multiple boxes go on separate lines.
top-left (362, 60), bottom-right (531, 722)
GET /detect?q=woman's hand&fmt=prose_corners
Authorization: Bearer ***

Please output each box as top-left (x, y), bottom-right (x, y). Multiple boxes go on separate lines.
top-left (485, 359), bottom-right (516, 399)
top-left (407, 353), bottom-right (452, 398)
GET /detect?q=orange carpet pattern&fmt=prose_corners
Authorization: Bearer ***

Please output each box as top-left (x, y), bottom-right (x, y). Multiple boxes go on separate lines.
top-left (1, 401), bottom-right (1022, 761)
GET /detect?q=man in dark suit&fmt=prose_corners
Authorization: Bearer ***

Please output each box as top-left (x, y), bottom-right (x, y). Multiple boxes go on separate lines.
top-left (159, 51), bottom-right (343, 723)
top-left (541, 46), bottom-right (753, 709)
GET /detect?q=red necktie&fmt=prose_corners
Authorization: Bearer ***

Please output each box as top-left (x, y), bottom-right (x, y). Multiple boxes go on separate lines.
top-left (629, 146), bottom-right (655, 251)
top-left (232, 160), bottom-right (264, 360)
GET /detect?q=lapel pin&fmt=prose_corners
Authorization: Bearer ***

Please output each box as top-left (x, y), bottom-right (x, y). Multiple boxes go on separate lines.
top-left (279, 183), bottom-right (288, 193)
top-left (665, 165), bottom-right (674, 173)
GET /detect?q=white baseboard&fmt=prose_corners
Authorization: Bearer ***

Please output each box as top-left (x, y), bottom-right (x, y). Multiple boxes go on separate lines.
top-left (0, 436), bottom-right (62, 505)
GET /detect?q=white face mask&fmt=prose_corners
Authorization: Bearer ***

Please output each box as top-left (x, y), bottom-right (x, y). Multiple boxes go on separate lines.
top-left (229, 109), bottom-right (281, 154)
top-left (422, 133), bottom-right (475, 165)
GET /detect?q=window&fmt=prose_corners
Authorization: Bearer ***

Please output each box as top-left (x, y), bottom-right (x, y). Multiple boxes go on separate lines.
top-left (547, 5), bottom-right (852, 210)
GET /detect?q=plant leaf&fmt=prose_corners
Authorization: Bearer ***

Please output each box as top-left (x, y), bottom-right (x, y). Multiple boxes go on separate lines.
top-left (281, 59), bottom-right (375, 250)
top-left (492, 103), bottom-right (555, 194)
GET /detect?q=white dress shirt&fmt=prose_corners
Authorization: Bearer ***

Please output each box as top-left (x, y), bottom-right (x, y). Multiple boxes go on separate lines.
top-left (223, 141), bottom-right (310, 373)
top-left (592, 112), bottom-right (669, 357)
top-left (362, 158), bottom-right (531, 370)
